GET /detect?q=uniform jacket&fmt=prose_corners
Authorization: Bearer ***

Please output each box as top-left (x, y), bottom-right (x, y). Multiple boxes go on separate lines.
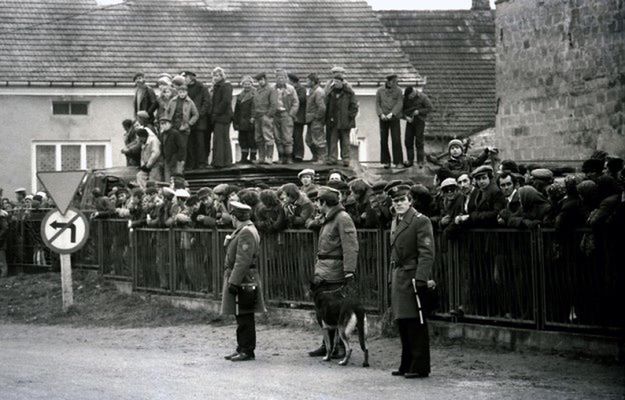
top-left (187, 80), bottom-right (212, 130)
top-left (253, 84), bottom-right (278, 117)
top-left (403, 89), bottom-right (433, 123)
top-left (134, 86), bottom-right (158, 118)
top-left (272, 83), bottom-right (299, 118)
top-left (467, 182), bottom-right (506, 227)
top-left (165, 96), bottom-right (199, 134)
top-left (375, 85), bottom-right (403, 119)
top-left (326, 86), bottom-right (358, 130)
top-left (220, 221), bottom-right (266, 315)
top-left (211, 80), bottom-right (233, 124)
top-left (389, 207), bottom-right (435, 319)
top-left (305, 85), bottom-right (326, 123)
top-left (313, 205), bottom-right (359, 283)
top-left (233, 89), bottom-right (256, 132)
top-left (293, 82), bottom-right (307, 124)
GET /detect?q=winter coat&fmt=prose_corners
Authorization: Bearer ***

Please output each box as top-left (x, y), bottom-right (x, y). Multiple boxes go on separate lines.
top-left (305, 85), bottom-right (326, 123)
top-left (220, 221), bottom-right (266, 315)
top-left (506, 186), bottom-right (551, 228)
top-left (165, 96), bottom-right (199, 134)
top-left (254, 204), bottom-right (287, 233)
top-left (431, 193), bottom-right (464, 229)
top-left (293, 82), bottom-right (307, 124)
top-left (123, 128), bottom-right (142, 166)
top-left (403, 89), bottom-right (433, 123)
top-left (140, 129), bottom-right (161, 169)
top-left (0, 210), bottom-right (10, 250)
top-left (134, 86), bottom-right (158, 118)
top-left (313, 205), bottom-right (359, 283)
top-left (375, 85), bottom-right (403, 119)
top-left (187, 80), bottom-right (212, 130)
top-left (272, 83), bottom-right (299, 118)
top-left (211, 80), bottom-right (233, 124)
top-left (285, 194), bottom-right (315, 229)
top-left (390, 207), bottom-right (435, 319)
top-left (443, 151), bottom-right (489, 177)
top-left (326, 86), bottom-right (358, 130)
top-left (253, 85), bottom-right (278, 117)
top-left (233, 89), bottom-right (256, 132)
top-left (466, 182), bottom-right (506, 227)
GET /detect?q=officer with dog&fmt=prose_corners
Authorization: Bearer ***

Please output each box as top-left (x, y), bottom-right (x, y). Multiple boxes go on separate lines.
top-left (387, 182), bottom-right (435, 378)
top-left (221, 201), bottom-right (266, 362)
top-left (308, 186), bottom-right (359, 358)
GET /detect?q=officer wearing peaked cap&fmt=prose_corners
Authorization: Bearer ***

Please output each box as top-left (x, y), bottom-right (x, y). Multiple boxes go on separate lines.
top-left (308, 186), bottom-right (359, 358)
top-left (221, 201), bottom-right (266, 362)
top-left (388, 182), bottom-right (435, 379)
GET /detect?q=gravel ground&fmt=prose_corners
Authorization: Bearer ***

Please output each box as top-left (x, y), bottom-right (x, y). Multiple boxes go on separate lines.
top-left (1, 322), bottom-right (623, 400)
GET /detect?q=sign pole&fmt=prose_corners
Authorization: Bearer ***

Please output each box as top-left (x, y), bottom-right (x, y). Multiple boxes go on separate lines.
top-left (59, 253), bottom-right (74, 311)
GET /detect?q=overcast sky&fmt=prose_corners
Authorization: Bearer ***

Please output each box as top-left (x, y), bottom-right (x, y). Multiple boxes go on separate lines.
top-left (367, 0), bottom-right (496, 9)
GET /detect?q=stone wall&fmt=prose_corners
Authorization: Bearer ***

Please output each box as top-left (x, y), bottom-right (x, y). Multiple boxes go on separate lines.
top-left (494, 0), bottom-right (625, 163)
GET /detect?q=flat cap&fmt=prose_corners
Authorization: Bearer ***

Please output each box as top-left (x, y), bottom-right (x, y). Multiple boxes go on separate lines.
top-left (254, 72), bottom-right (266, 81)
top-left (371, 181), bottom-right (388, 194)
top-left (330, 66), bottom-right (346, 75)
top-left (287, 73), bottom-right (299, 83)
top-left (197, 187), bottom-right (213, 199)
top-left (386, 73), bottom-right (398, 81)
top-left (440, 178), bottom-right (458, 189)
top-left (317, 186), bottom-right (340, 203)
top-left (213, 183), bottom-right (229, 195)
top-left (471, 165), bottom-right (493, 178)
top-left (297, 168), bottom-right (315, 178)
top-left (181, 71), bottom-right (196, 77)
top-left (14, 187), bottom-right (26, 193)
top-left (172, 75), bottom-right (185, 86)
top-left (530, 168), bottom-right (554, 180)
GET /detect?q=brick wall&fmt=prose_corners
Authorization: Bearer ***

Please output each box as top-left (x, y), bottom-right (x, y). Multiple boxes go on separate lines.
top-left (494, 0), bottom-right (625, 163)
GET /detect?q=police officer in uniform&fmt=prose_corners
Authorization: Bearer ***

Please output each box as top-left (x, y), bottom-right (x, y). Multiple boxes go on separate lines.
top-left (308, 186), bottom-right (359, 357)
top-left (387, 182), bottom-right (435, 378)
top-left (221, 201), bottom-right (266, 362)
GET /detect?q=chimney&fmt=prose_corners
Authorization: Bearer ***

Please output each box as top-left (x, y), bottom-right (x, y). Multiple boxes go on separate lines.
top-left (472, 0), bottom-right (491, 10)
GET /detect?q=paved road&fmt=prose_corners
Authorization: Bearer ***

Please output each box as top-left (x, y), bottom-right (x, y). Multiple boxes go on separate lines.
top-left (0, 323), bottom-right (623, 400)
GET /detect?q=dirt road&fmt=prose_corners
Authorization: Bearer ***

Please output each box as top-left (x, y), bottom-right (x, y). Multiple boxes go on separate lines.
top-left (1, 322), bottom-right (623, 400)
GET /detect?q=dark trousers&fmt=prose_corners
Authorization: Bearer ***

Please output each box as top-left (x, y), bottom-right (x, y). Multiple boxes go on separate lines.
top-left (238, 129), bottom-right (256, 150)
top-left (328, 127), bottom-right (350, 163)
top-left (397, 318), bottom-right (430, 375)
top-left (186, 127), bottom-right (208, 169)
top-left (379, 119), bottom-right (403, 165)
top-left (293, 122), bottom-right (305, 160)
top-left (164, 130), bottom-right (189, 163)
top-left (235, 313), bottom-right (256, 356)
top-left (405, 119), bottom-right (425, 163)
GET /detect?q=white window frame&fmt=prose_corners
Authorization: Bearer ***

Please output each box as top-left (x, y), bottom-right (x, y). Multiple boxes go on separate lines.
top-left (31, 141), bottom-right (112, 192)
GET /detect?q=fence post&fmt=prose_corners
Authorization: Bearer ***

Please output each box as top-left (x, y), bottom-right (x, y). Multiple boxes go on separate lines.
top-left (96, 220), bottom-right (104, 274)
top-left (531, 228), bottom-right (546, 330)
top-left (168, 228), bottom-right (175, 295)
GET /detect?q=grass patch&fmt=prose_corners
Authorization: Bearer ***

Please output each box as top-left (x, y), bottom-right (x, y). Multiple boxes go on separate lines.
top-left (0, 271), bottom-right (220, 328)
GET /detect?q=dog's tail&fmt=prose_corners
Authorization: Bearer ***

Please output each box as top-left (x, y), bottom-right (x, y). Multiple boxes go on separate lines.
top-left (356, 309), bottom-right (370, 367)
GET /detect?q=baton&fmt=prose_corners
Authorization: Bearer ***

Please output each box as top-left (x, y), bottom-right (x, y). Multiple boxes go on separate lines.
top-left (411, 278), bottom-right (424, 325)
top-left (235, 294), bottom-right (239, 316)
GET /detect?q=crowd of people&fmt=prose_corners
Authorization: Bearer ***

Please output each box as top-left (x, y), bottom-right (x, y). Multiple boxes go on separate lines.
top-left (121, 66), bottom-right (436, 188)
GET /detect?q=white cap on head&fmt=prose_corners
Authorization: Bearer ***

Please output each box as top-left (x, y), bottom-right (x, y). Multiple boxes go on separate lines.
top-left (174, 189), bottom-right (190, 198)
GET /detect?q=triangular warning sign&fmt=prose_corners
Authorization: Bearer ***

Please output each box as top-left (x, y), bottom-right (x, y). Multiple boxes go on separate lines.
top-left (37, 171), bottom-right (87, 215)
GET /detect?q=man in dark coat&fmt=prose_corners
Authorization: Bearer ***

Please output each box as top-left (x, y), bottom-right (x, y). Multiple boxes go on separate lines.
top-left (233, 76), bottom-right (257, 164)
top-left (308, 187), bottom-right (359, 358)
top-left (133, 72), bottom-right (158, 120)
top-left (182, 71), bottom-right (212, 169)
top-left (325, 77), bottom-right (358, 166)
top-left (210, 67), bottom-right (234, 168)
top-left (387, 182), bottom-right (435, 379)
top-left (402, 75), bottom-right (433, 167)
top-left (455, 165), bottom-right (506, 228)
top-left (221, 201), bottom-right (266, 362)
top-left (289, 73), bottom-right (307, 162)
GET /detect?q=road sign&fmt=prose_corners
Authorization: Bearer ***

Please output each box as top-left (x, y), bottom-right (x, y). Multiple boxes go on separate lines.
top-left (40, 207), bottom-right (90, 254)
top-left (37, 171), bottom-right (86, 215)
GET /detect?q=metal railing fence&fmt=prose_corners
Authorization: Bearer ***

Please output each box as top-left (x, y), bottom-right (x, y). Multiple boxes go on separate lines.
top-left (6, 217), bottom-right (623, 335)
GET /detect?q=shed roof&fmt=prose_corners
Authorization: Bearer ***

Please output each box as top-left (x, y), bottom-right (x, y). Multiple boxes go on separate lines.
top-left (0, 0), bottom-right (418, 86)
top-left (376, 10), bottom-right (496, 138)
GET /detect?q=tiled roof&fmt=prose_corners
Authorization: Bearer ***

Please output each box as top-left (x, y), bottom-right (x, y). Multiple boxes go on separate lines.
top-left (377, 10), bottom-right (496, 138)
top-left (0, 0), bottom-right (418, 86)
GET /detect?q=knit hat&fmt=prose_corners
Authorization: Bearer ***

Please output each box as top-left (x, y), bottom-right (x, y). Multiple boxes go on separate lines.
top-left (448, 139), bottom-right (463, 152)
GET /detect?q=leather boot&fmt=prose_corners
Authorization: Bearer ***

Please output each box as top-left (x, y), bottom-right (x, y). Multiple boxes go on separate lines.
top-left (253, 145), bottom-right (264, 165)
top-left (264, 145), bottom-right (274, 164)
top-left (313, 147), bottom-right (326, 165)
top-left (238, 150), bottom-right (249, 164)
top-left (249, 150), bottom-right (257, 162)
top-left (310, 146), bottom-right (319, 162)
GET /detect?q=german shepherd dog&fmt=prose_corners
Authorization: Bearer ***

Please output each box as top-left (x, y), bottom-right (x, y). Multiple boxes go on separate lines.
top-left (310, 281), bottom-right (370, 367)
